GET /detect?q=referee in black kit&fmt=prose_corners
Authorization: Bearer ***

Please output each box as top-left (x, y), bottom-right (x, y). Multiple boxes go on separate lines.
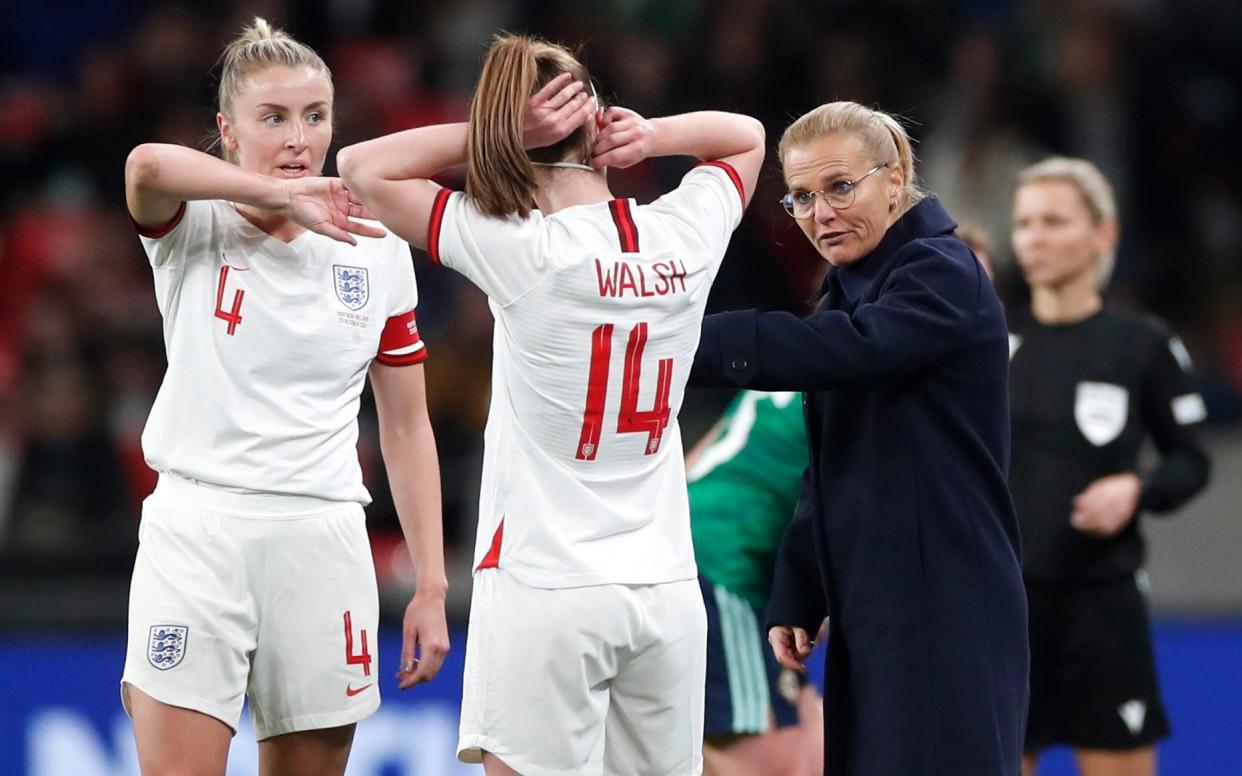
top-left (1008, 157), bottom-right (1211, 776)
top-left (691, 101), bottom-right (1028, 776)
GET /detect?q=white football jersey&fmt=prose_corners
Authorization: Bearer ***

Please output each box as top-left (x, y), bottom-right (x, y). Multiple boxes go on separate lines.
top-left (429, 163), bottom-right (747, 587)
top-left (135, 199), bottom-right (426, 504)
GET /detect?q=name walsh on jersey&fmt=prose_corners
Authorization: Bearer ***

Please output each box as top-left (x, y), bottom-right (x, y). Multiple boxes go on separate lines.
top-left (595, 258), bottom-right (689, 299)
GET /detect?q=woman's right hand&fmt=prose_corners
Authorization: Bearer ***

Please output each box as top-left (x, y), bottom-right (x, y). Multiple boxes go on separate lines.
top-left (769, 624), bottom-right (818, 673)
top-left (592, 106), bottom-right (656, 170)
top-left (280, 176), bottom-right (387, 245)
top-left (395, 589), bottom-right (451, 690)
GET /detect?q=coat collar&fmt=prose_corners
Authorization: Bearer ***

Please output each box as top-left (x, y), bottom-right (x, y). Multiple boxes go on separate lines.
top-left (813, 197), bottom-right (958, 304)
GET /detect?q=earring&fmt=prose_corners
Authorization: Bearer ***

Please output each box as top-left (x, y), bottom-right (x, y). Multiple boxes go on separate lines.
top-left (889, 200), bottom-right (898, 212)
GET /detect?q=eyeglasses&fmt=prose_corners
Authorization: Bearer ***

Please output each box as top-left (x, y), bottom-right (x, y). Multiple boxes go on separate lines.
top-left (781, 163), bottom-right (889, 219)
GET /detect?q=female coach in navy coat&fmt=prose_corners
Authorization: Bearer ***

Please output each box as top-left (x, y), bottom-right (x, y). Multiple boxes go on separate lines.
top-left (690, 101), bottom-right (1028, 776)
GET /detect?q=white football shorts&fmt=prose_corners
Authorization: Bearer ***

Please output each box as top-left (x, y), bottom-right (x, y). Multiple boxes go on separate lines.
top-left (121, 475), bottom-right (381, 739)
top-left (458, 568), bottom-right (707, 776)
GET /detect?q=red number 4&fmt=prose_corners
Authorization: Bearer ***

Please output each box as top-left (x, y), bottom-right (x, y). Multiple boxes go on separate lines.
top-left (343, 610), bottom-right (372, 676)
top-left (576, 322), bottom-right (673, 461)
top-left (215, 265), bottom-right (245, 335)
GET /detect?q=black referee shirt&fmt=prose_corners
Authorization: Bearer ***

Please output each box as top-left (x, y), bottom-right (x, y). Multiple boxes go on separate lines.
top-left (1008, 307), bottom-right (1211, 581)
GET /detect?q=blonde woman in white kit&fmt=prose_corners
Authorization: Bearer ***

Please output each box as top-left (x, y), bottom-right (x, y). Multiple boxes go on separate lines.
top-left (120, 18), bottom-right (448, 776)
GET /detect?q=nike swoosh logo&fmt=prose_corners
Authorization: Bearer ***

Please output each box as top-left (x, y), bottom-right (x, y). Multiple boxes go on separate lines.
top-left (345, 683), bottom-right (372, 697)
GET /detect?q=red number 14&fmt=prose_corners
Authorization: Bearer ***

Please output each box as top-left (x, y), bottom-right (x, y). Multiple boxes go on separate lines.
top-left (576, 322), bottom-right (673, 461)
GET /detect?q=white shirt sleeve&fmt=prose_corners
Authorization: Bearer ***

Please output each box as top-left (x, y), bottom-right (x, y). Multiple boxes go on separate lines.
top-left (134, 200), bottom-right (214, 268)
top-left (426, 188), bottom-right (549, 306)
top-left (376, 231), bottom-right (427, 366)
top-left (646, 162), bottom-right (747, 259)
top-left (381, 231), bottom-right (418, 317)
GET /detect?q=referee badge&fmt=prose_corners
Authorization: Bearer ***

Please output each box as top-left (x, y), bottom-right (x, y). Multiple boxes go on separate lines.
top-left (147, 625), bottom-right (189, 670)
top-left (1074, 381), bottom-right (1129, 446)
top-left (333, 265), bottom-right (370, 311)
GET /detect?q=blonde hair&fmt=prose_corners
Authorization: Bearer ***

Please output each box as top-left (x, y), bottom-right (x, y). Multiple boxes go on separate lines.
top-left (778, 101), bottom-right (925, 212)
top-left (1017, 156), bottom-right (1118, 288)
top-left (216, 17), bottom-right (332, 162)
top-left (466, 34), bottom-right (594, 219)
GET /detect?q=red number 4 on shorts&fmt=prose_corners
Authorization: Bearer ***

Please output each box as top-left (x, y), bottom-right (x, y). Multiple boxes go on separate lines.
top-left (343, 610), bottom-right (372, 677)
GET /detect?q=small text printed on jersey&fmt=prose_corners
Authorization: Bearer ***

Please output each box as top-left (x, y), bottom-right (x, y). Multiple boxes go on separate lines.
top-left (595, 259), bottom-right (688, 299)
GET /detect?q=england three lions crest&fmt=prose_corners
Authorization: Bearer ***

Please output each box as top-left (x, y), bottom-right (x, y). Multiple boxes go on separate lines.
top-left (334, 265), bottom-right (369, 311)
top-left (147, 625), bottom-right (189, 670)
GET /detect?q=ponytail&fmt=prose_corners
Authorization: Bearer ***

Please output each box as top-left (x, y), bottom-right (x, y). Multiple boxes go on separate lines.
top-left (466, 36), bottom-right (541, 218)
top-left (872, 111), bottom-right (923, 211)
top-left (466, 34), bottom-right (594, 219)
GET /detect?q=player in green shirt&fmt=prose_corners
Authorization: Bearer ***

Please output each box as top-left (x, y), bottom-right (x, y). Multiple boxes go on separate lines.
top-left (687, 390), bottom-right (823, 776)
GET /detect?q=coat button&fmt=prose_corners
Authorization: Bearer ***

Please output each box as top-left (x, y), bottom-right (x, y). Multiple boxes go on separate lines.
top-left (731, 358), bottom-right (748, 370)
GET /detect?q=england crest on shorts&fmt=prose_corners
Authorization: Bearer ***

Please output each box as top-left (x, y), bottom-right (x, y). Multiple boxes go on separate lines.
top-left (334, 265), bottom-right (369, 311)
top-left (147, 625), bottom-right (189, 671)
top-left (1074, 381), bottom-right (1129, 446)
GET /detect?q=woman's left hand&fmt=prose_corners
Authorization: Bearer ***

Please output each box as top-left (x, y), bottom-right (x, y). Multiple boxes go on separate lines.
top-left (591, 106), bottom-right (655, 170)
top-left (523, 72), bottom-right (596, 150)
top-left (395, 589), bottom-right (450, 689)
top-left (280, 177), bottom-right (386, 245)
top-left (1070, 473), bottom-right (1142, 537)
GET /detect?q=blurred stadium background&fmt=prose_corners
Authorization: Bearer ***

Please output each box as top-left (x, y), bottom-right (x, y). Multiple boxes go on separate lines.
top-left (1, 1), bottom-right (1239, 774)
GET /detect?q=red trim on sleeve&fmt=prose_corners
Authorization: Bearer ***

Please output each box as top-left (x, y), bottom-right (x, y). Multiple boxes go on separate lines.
top-left (131, 201), bottom-right (187, 238)
top-left (375, 347), bottom-right (427, 367)
top-left (608, 199), bottom-right (640, 253)
top-left (697, 161), bottom-right (746, 209)
top-left (476, 517), bottom-right (505, 570)
top-left (427, 188), bottom-right (453, 265)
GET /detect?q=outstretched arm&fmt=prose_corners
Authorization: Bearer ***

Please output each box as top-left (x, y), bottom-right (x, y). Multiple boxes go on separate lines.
top-left (124, 143), bottom-right (383, 244)
top-left (690, 241), bottom-right (985, 391)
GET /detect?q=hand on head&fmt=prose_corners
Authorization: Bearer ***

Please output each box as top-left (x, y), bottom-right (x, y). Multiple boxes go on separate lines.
top-left (591, 106), bottom-right (655, 170)
top-left (523, 72), bottom-right (598, 151)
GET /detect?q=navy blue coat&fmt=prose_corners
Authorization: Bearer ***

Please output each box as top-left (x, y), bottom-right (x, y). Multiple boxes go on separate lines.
top-left (691, 198), bottom-right (1028, 776)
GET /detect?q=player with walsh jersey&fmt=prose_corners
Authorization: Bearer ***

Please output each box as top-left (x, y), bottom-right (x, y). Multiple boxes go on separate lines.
top-left (120, 18), bottom-right (448, 776)
top-left (340, 34), bottom-right (764, 776)
top-left (686, 390), bottom-right (823, 776)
